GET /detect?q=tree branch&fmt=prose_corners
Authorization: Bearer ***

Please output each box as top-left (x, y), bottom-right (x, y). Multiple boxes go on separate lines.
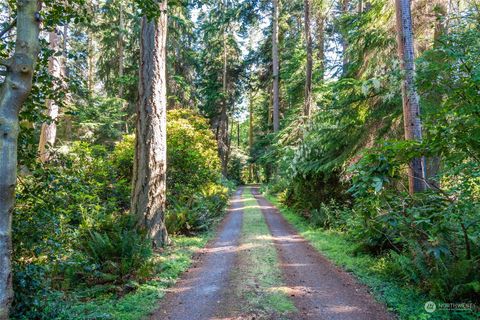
top-left (0, 19), bottom-right (16, 39)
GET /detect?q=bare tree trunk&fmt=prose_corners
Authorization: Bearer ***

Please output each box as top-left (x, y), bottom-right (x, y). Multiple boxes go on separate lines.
top-left (395, 0), bottom-right (426, 194)
top-left (62, 25), bottom-right (73, 141)
top-left (316, 4), bottom-right (325, 80)
top-left (268, 82), bottom-right (273, 128)
top-left (249, 90), bottom-right (254, 181)
top-left (62, 25), bottom-right (68, 78)
top-left (118, 2), bottom-right (124, 98)
top-left (131, 0), bottom-right (169, 248)
top-left (87, 33), bottom-right (94, 93)
top-left (425, 1), bottom-right (447, 188)
top-left (217, 22), bottom-right (230, 177)
top-left (304, 0), bottom-right (313, 117)
top-left (38, 29), bottom-right (61, 162)
top-left (0, 1), bottom-right (41, 317)
top-left (272, 0), bottom-right (280, 132)
top-left (341, 0), bottom-right (350, 74)
top-left (237, 121), bottom-right (240, 147)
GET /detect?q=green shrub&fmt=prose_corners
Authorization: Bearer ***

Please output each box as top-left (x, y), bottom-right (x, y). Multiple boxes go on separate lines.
top-left (11, 264), bottom-right (67, 320)
top-left (113, 109), bottom-right (230, 234)
top-left (78, 215), bottom-right (153, 282)
top-left (348, 141), bottom-right (479, 302)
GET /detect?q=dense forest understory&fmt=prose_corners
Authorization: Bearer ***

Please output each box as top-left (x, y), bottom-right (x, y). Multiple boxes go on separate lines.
top-left (0, 0), bottom-right (479, 319)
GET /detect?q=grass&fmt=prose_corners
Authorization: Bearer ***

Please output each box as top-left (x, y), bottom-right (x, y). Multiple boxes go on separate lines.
top-left (227, 187), bottom-right (295, 318)
top-left (59, 234), bottom-right (213, 320)
top-left (265, 193), bottom-right (479, 320)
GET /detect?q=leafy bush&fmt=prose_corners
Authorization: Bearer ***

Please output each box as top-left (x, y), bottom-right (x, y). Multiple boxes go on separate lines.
top-left (166, 183), bottom-right (230, 234)
top-left (166, 109), bottom-right (223, 200)
top-left (11, 264), bottom-right (67, 320)
top-left (12, 141), bottom-right (138, 319)
top-left (227, 146), bottom-right (249, 184)
top-left (112, 109), bottom-right (230, 235)
top-left (78, 215), bottom-right (153, 281)
top-left (348, 141), bottom-right (479, 301)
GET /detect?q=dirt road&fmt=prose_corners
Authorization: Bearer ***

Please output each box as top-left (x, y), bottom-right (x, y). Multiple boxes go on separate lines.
top-left (150, 186), bottom-right (393, 320)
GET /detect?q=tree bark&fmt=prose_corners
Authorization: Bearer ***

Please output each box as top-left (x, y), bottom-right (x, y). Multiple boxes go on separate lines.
top-left (249, 90), bottom-right (254, 181)
top-left (87, 32), bottom-right (94, 93)
top-left (357, 0), bottom-right (363, 13)
top-left (272, 0), bottom-right (280, 132)
top-left (118, 2), bottom-right (124, 98)
top-left (341, 0), bottom-right (350, 74)
top-left (395, 0), bottom-right (427, 194)
top-left (304, 0), bottom-right (313, 117)
top-left (0, 1), bottom-right (41, 317)
top-left (131, 0), bottom-right (169, 248)
top-left (426, 1), bottom-right (447, 188)
top-left (237, 121), bottom-right (240, 147)
top-left (217, 12), bottom-right (230, 177)
top-left (38, 29), bottom-right (61, 162)
top-left (316, 4), bottom-right (325, 80)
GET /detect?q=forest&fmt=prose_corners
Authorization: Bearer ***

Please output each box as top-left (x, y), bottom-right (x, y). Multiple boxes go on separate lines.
top-left (0, 0), bottom-right (479, 319)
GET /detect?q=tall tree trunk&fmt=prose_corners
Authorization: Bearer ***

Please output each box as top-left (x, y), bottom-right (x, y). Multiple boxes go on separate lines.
top-left (62, 25), bottom-right (73, 141)
top-left (395, 0), bottom-right (426, 194)
top-left (357, 0), bottom-right (363, 13)
top-left (0, 1), bottom-right (41, 317)
top-left (268, 82), bottom-right (273, 128)
top-left (316, 4), bottom-right (325, 80)
top-left (426, 1), bottom-right (448, 188)
top-left (249, 90), bottom-right (254, 181)
top-left (341, 0), bottom-right (350, 74)
top-left (87, 33), bottom-right (94, 93)
top-left (217, 22), bottom-right (230, 177)
top-left (118, 2), bottom-right (124, 98)
top-left (304, 0), bottom-right (313, 117)
top-left (131, 0), bottom-right (169, 248)
top-left (272, 0), bottom-right (280, 132)
top-left (237, 121), bottom-right (240, 147)
top-left (38, 29), bottom-right (61, 162)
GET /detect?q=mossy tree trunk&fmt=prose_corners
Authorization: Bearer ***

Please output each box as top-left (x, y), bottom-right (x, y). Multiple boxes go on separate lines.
top-left (0, 0), bottom-right (41, 317)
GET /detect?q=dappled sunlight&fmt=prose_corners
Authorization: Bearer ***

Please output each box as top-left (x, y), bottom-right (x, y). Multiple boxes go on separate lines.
top-left (281, 263), bottom-right (310, 267)
top-left (271, 234), bottom-right (308, 244)
top-left (229, 205), bottom-right (270, 212)
top-left (252, 234), bottom-right (274, 241)
top-left (164, 285), bottom-right (193, 294)
top-left (266, 285), bottom-right (321, 297)
top-left (229, 198), bottom-right (248, 205)
top-left (324, 305), bottom-right (362, 314)
top-left (201, 242), bottom-right (262, 254)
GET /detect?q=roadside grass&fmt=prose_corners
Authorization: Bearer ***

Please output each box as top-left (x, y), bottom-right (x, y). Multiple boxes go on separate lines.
top-left (61, 234), bottom-right (212, 320)
top-left (265, 193), bottom-right (478, 320)
top-left (231, 187), bottom-right (296, 318)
